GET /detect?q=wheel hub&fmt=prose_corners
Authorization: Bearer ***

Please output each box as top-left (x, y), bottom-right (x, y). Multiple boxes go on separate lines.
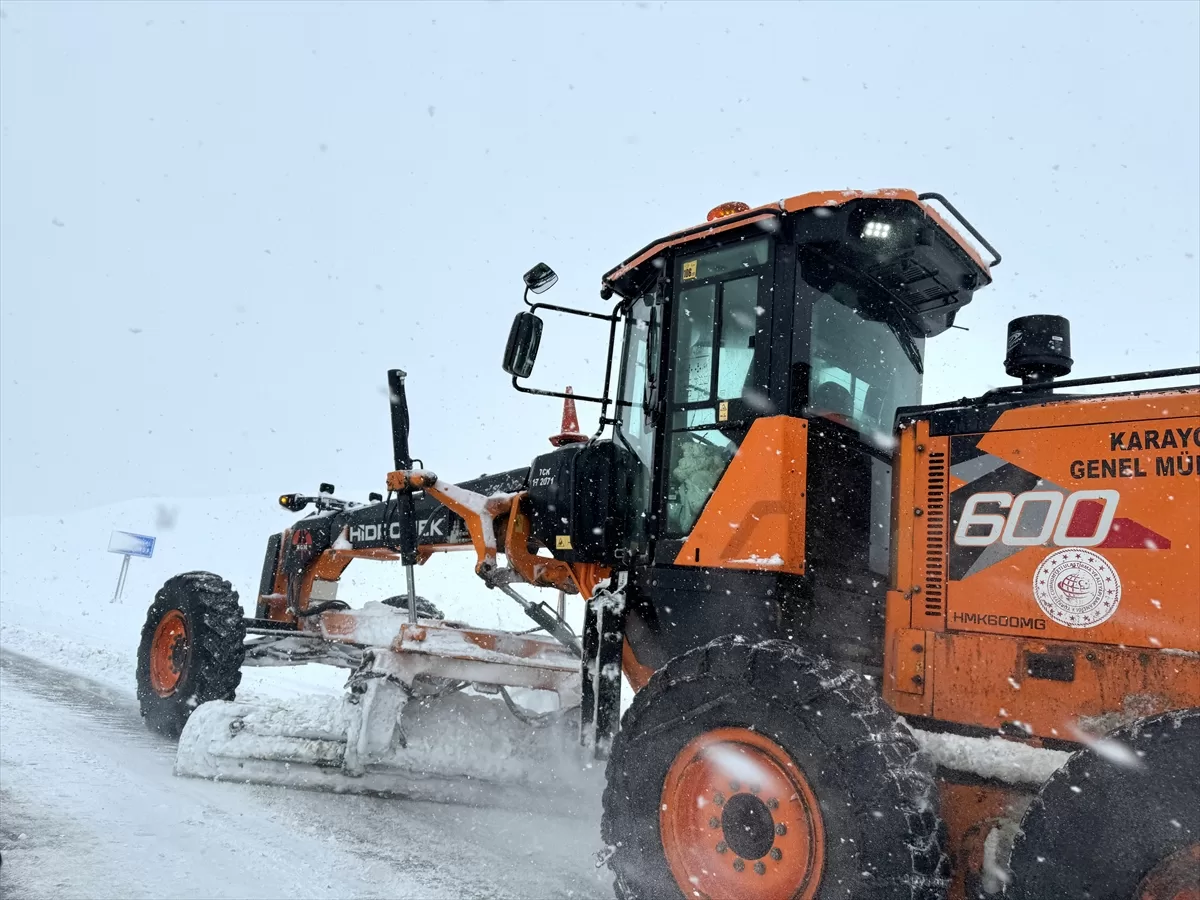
top-left (721, 792), bottom-right (776, 861)
top-left (149, 610), bottom-right (189, 697)
top-left (660, 727), bottom-right (825, 899)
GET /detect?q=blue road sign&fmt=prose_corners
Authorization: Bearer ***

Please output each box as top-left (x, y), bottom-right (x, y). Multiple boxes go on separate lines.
top-left (108, 531), bottom-right (156, 559)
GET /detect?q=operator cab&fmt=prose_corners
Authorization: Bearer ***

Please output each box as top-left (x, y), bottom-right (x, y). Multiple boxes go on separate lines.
top-left (602, 192), bottom-right (995, 567)
top-left (503, 189), bottom-right (997, 668)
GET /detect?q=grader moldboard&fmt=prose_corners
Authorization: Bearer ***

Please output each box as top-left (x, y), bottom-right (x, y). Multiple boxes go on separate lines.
top-left (137, 189), bottom-right (1200, 899)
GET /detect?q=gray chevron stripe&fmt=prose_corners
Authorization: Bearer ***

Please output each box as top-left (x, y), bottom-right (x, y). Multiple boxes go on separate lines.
top-left (950, 452), bottom-right (1008, 485)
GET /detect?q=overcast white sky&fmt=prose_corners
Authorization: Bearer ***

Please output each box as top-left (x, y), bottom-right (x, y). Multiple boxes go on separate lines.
top-left (1, 0), bottom-right (1197, 516)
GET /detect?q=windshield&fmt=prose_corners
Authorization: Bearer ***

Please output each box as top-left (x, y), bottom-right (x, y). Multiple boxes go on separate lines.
top-left (800, 259), bottom-right (924, 439)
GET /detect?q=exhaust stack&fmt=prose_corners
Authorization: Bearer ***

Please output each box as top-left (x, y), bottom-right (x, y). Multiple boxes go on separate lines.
top-left (1005, 315), bottom-right (1074, 385)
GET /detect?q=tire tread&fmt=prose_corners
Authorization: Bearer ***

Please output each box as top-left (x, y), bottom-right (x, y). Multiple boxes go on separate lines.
top-left (136, 571), bottom-right (246, 737)
top-left (602, 636), bottom-right (947, 899)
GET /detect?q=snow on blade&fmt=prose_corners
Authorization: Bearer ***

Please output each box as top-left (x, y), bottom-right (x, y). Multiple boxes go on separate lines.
top-left (176, 692), bottom-right (604, 813)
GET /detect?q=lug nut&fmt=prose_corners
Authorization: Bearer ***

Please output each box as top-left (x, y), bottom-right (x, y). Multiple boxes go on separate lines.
top-left (750, 783), bottom-right (761, 794)
top-left (713, 792), bottom-right (725, 806)
top-left (767, 798), bottom-right (779, 810)
top-left (775, 823), bottom-right (787, 836)
top-left (769, 848), bottom-right (782, 861)
top-left (716, 841), bottom-right (727, 854)
top-left (754, 861), bottom-right (766, 875)
top-left (709, 817), bottom-right (720, 829)
top-left (730, 781), bottom-right (740, 791)
top-left (732, 859), bottom-right (745, 872)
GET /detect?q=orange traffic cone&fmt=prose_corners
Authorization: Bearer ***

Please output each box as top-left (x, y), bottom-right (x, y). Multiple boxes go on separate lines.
top-left (549, 387), bottom-right (589, 447)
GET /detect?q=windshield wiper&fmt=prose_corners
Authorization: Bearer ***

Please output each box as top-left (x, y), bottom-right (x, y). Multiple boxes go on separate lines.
top-left (888, 319), bottom-right (924, 375)
top-left (807, 251), bottom-right (925, 375)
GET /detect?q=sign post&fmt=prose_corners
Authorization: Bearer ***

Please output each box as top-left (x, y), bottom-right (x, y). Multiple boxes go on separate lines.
top-left (108, 531), bottom-right (156, 602)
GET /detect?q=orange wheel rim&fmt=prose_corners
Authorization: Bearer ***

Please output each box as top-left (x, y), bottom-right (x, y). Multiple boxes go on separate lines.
top-left (660, 727), bottom-right (825, 900)
top-left (149, 609), bottom-right (189, 697)
top-left (1138, 843), bottom-right (1200, 900)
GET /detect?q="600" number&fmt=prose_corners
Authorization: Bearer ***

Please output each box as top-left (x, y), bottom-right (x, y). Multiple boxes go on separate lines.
top-left (953, 489), bottom-right (1119, 548)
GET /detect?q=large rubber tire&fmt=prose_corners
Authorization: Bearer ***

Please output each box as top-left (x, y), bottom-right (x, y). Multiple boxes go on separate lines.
top-left (136, 572), bottom-right (246, 738)
top-left (1005, 707), bottom-right (1200, 900)
top-left (602, 636), bottom-right (947, 900)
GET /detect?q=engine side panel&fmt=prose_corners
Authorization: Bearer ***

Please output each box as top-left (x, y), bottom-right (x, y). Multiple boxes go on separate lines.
top-left (945, 392), bottom-right (1198, 651)
top-left (885, 387), bottom-right (1200, 737)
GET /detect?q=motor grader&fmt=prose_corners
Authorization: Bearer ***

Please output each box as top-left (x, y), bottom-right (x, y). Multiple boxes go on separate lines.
top-left (137, 189), bottom-right (1200, 899)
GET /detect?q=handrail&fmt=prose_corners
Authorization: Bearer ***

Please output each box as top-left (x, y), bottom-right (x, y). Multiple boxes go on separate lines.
top-left (918, 192), bottom-right (1002, 268)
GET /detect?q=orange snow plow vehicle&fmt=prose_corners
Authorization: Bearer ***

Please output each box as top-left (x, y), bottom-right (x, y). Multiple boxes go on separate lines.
top-left (138, 189), bottom-right (1200, 899)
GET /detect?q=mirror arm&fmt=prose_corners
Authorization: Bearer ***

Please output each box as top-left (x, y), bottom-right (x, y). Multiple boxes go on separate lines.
top-left (509, 378), bottom-right (608, 406)
top-left (591, 311), bottom-right (621, 437)
top-left (527, 300), bottom-right (618, 323)
top-left (509, 299), bottom-right (624, 434)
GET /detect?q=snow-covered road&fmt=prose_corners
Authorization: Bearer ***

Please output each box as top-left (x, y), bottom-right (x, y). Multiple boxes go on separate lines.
top-left (0, 648), bottom-right (611, 900)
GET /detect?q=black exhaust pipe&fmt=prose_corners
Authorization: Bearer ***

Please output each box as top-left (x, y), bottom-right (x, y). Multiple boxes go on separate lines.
top-left (1005, 315), bottom-right (1073, 386)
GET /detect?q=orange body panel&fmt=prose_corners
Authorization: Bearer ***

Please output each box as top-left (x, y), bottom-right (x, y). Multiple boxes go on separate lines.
top-left (883, 594), bottom-right (934, 716)
top-left (674, 416), bottom-right (808, 574)
top-left (890, 424), bottom-right (922, 593)
top-left (925, 631), bottom-right (1199, 739)
top-left (885, 387), bottom-right (1200, 735)
top-left (891, 627), bottom-right (928, 696)
top-left (949, 392), bottom-right (1199, 651)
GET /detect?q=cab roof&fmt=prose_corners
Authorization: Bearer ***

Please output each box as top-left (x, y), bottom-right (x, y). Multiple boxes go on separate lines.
top-left (601, 188), bottom-right (996, 301)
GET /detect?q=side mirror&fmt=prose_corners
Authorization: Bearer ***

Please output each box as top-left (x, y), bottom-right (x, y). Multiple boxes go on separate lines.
top-left (502, 311), bottom-right (543, 378)
top-left (523, 262), bottom-right (558, 295)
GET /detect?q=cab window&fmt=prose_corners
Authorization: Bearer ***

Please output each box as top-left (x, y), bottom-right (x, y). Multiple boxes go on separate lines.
top-left (801, 258), bottom-right (924, 439)
top-left (614, 291), bottom-right (660, 554)
top-left (665, 237), bottom-right (772, 537)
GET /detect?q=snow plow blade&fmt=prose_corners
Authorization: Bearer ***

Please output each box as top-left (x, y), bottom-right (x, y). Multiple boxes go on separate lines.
top-left (176, 690), bottom-right (603, 814)
top-left (173, 619), bottom-right (602, 814)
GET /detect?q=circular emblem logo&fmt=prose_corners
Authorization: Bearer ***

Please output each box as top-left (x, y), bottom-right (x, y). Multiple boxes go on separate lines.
top-left (1033, 548), bottom-right (1121, 628)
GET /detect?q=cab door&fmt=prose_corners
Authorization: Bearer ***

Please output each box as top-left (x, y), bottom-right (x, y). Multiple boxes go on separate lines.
top-left (655, 236), bottom-right (776, 565)
top-left (612, 288), bottom-right (663, 564)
